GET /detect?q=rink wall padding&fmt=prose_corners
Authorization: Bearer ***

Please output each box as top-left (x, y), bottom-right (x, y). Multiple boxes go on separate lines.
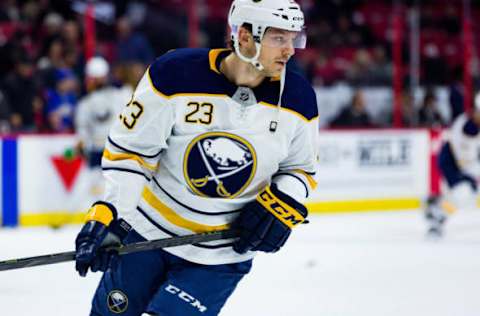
top-left (2, 139), bottom-right (18, 227)
top-left (1, 131), bottom-right (435, 227)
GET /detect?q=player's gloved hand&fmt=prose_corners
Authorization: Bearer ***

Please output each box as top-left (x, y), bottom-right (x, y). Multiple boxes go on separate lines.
top-left (75, 201), bottom-right (131, 277)
top-left (232, 184), bottom-right (308, 254)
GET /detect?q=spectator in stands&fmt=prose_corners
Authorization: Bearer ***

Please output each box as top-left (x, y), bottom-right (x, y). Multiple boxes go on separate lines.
top-left (45, 68), bottom-right (78, 132)
top-left (0, 0), bottom-right (19, 22)
top-left (422, 43), bottom-right (448, 85)
top-left (115, 16), bottom-right (154, 66)
top-left (331, 14), bottom-right (363, 47)
top-left (448, 67), bottom-right (464, 123)
top-left (346, 48), bottom-right (373, 86)
top-left (38, 38), bottom-right (66, 89)
top-left (61, 20), bottom-right (84, 79)
top-left (401, 92), bottom-right (419, 127)
top-left (380, 91), bottom-right (419, 127)
top-left (418, 90), bottom-right (444, 128)
top-left (330, 90), bottom-right (373, 127)
top-left (0, 90), bottom-right (12, 132)
top-left (369, 45), bottom-right (392, 86)
top-left (1, 53), bottom-right (39, 131)
top-left (38, 12), bottom-right (64, 60)
top-left (312, 51), bottom-right (346, 86)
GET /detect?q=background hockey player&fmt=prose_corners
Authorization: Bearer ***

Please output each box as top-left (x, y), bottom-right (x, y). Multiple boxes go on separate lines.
top-left (74, 0), bottom-right (319, 315)
top-left (75, 56), bottom-right (133, 203)
top-left (425, 92), bottom-right (480, 237)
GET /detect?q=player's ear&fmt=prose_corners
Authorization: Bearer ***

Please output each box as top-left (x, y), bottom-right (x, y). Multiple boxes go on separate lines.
top-left (238, 26), bottom-right (253, 47)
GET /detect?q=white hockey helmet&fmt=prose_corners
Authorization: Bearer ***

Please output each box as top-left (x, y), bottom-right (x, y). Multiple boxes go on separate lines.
top-left (228, 0), bottom-right (306, 70)
top-left (85, 56), bottom-right (110, 78)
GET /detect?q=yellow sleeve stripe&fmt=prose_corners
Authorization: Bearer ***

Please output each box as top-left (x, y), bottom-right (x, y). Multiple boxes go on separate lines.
top-left (142, 186), bottom-right (229, 233)
top-left (208, 48), bottom-right (230, 74)
top-left (85, 204), bottom-right (114, 225)
top-left (103, 149), bottom-right (158, 171)
top-left (256, 186), bottom-right (306, 228)
top-left (292, 169), bottom-right (318, 190)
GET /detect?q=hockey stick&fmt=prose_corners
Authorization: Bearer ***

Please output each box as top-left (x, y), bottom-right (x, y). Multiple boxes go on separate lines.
top-left (0, 229), bottom-right (238, 272)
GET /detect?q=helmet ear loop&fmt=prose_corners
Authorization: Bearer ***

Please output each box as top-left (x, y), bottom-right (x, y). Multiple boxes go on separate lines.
top-left (233, 32), bottom-right (265, 71)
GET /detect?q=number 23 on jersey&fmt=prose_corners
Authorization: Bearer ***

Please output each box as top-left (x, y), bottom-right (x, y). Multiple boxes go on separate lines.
top-left (119, 99), bottom-right (144, 129)
top-left (185, 102), bottom-right (214, 125)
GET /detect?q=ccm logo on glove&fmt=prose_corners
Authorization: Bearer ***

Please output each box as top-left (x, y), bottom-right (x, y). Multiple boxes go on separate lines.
top-left (256, 186), bottom-right (306, 228)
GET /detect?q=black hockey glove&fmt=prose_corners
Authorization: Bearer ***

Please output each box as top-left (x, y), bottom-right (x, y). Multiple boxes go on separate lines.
top-left (232, 184), bottom-right (308, 254)
top-left (75, 202), bottom-right (131, 277)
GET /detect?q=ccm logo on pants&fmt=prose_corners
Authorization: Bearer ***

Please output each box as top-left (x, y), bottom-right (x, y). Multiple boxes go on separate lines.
top-left (165, 284), bottom-right (207, 313)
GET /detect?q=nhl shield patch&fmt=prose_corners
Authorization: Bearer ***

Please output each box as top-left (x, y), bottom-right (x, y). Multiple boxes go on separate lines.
top-left (184, 132), bottom-right (257, 198)
top-left (107, 290), bottom-right (128, 314)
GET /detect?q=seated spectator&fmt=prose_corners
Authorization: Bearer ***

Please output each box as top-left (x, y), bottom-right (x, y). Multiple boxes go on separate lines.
top-left (380, 91), bottom-right (418, 127)
top-left (115, 16), bottom-right (154, 66)
top-left (330, 90), bottom-right (373, 127)
top-left (448, 67), bottom-right (464, 123)
top-left (312, 52), bottom-right (346, 86)
top-left (1, 53), bottom-right (39, 131)
top-left (45, 68), bottom-right (78, 132)
top-left (418, 90), bottom-right (444, 128)
top-left (345, 49), bottom-right (373, 86)
top-left (368, 45), bottom-right (392, 86)
top-left (0, 89), bottom-right (12, 132)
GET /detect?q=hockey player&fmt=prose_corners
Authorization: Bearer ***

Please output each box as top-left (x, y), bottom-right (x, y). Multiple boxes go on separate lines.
top-left (75, 57), bottom-right (132, 203)
top-left (425, 93), bottom-right (480, 237)
top-left (75, 56), bottom-right (133, 168)
top-left (74, 1), bottom-right (318, 315)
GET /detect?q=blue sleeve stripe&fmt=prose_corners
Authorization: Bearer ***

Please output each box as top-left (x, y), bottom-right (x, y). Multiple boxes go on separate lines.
top-left (2, 139), bottom-right (18, 227)
top-left (152, 176), bottom-right (241, 216)
top-left (107, 137), bottom-right (162, 158)
top-left (136, 206), bottom-right (233, 249)
top-left (272, 172), bottom-right (309, 198)
top-left (102, 167), bottom-right (151, 181)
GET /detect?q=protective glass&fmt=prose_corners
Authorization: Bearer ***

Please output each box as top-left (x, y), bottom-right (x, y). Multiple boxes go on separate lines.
top-left (262, 29), bottom-right (307, 49)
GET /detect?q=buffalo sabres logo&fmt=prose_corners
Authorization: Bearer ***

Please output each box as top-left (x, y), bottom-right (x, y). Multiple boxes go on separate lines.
top-left (184, 132), bottom-right (257, 198)
top-left (107, 290), bottom-right (128, 314)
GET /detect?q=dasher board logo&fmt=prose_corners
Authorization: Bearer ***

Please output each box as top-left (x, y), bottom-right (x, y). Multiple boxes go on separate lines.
top-left (358, 139), bottom-right (410, 167)
top-left (107, 290), bottom-right (128, 313)
top-left (184, 132), bottom-right (257, 198)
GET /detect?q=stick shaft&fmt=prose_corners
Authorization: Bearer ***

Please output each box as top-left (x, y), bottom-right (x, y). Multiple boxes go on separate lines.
top-left (0, 229), bottom-right (238, 272)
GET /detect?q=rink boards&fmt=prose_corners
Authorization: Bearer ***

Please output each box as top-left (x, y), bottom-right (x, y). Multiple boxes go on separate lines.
top-left (0, 130), bottom-right (436, 227)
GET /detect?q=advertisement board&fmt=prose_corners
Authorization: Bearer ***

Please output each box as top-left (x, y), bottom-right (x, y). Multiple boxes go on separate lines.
top-left (0, 130), bottom-right (433, 226)
top-left (307, 129), bottom-right (430, 212)
top-left (17, 135), bottom-right (94, 226)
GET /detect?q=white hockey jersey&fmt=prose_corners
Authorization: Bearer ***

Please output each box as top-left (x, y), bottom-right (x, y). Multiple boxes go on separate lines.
top-left (447, 113), bottom-right (480, 178)
top-left (75, 86), bottom-right (133, 152)
top-left (102, 48), bottom-right (319, 265)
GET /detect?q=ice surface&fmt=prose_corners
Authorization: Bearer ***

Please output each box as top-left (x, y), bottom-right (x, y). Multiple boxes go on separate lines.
top-left (1, 210), bottom-right (479, 316)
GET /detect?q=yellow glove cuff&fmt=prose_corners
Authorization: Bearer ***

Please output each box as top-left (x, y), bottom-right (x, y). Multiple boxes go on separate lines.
top-left (84, 203), bottom-right (115, 226)
top-left (256, 186), bottom-right (306, 229)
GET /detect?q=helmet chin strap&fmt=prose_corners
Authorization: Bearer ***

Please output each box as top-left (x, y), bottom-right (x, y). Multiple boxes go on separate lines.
top-left (233, 35), bottom-right (286, 133)
top-left (233, 40), bottom-right (265, 71)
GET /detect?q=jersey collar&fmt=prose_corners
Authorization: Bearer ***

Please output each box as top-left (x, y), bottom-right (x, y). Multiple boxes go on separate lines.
top-left (209, 48), bottom-right (231, 75)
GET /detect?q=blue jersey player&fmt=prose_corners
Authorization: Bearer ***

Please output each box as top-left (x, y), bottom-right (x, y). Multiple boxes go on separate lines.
top-left (74, 1), bottom-right (319, 315)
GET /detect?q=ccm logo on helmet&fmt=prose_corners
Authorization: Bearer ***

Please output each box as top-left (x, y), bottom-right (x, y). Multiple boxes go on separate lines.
top-left (165, 284), bottom-right (208, 313)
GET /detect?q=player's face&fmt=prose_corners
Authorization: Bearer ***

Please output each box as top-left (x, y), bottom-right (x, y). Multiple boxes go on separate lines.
top-left (259, 28), bottom-right (299, 77)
